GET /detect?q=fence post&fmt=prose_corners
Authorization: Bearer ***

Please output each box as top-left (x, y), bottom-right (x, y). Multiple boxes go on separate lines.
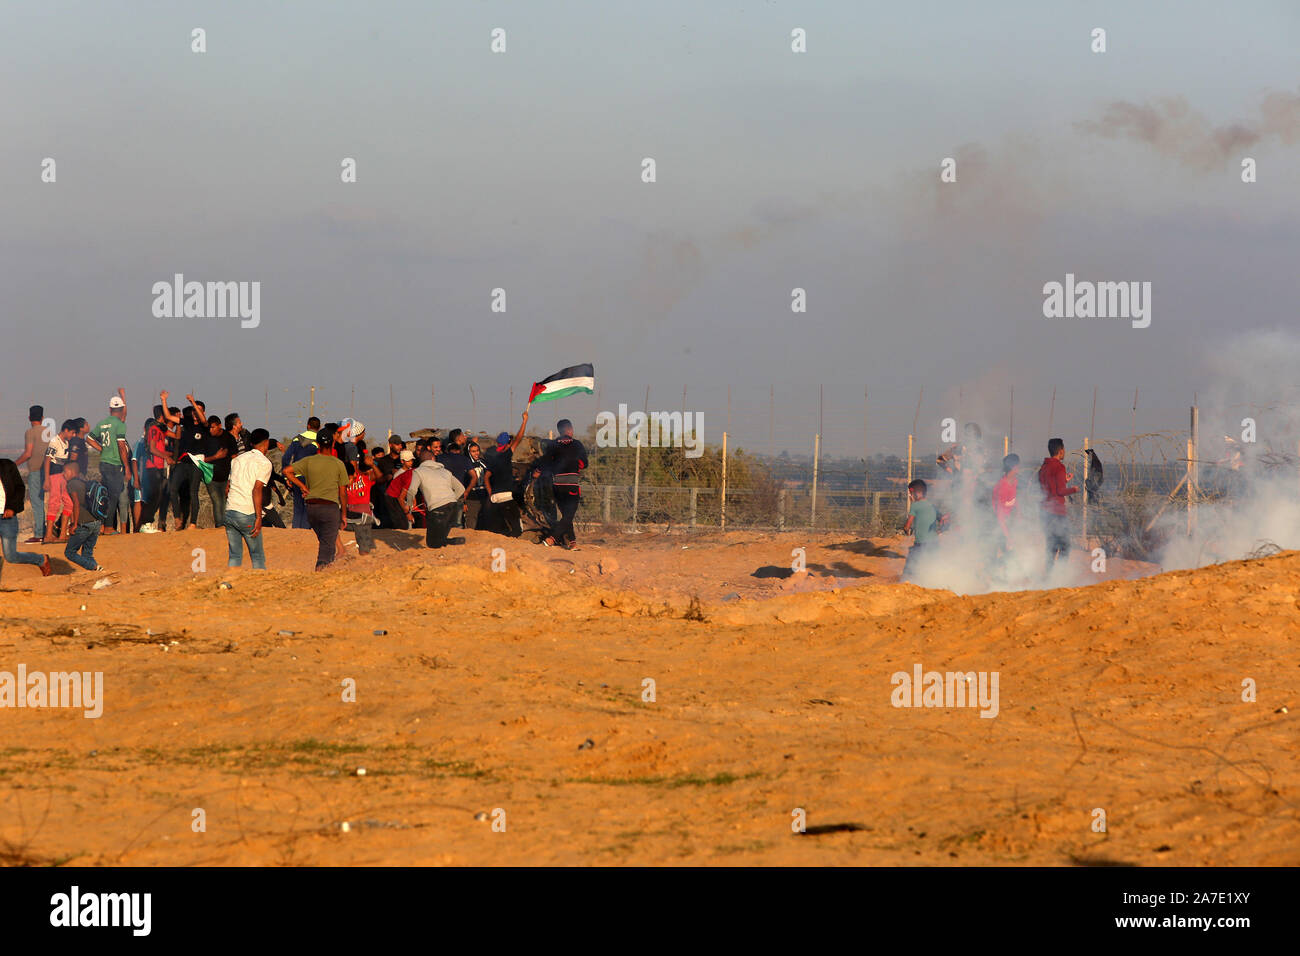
top-left (689, 487), bottom-right (698, 528)
top-left (872, 491), bottom-right (881, 526)
top-left (778, 487), bottom-right (786, 531)
top-left (810, 433), bottom-right (820, 528)
top-left (720, 432), bottom-right (728, 530)
top-left (1082, 437), bottom-right (1089, 549)
top-left (632, 432), bottom-right (642, 529)
top-left (1189, 404), bottom-right (1199, 536)
top-left (603, 485), bottom-right (612, 523)
top-left (906, 433), bottom-right (914, 488)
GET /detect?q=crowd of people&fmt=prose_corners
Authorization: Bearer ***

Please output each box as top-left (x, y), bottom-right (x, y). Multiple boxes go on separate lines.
top-left (901, 424), bottom-right (1086, 584)
top-left (1, 388), bottom-right (590, 581)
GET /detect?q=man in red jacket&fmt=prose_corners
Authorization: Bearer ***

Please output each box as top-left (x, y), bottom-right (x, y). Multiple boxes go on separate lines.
top-left (1038, 437), bottom-right (1079, 574)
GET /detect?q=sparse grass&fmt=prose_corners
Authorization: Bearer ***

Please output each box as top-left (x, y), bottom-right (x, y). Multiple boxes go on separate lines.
top-left (569, 771), bottom-right (760, 788)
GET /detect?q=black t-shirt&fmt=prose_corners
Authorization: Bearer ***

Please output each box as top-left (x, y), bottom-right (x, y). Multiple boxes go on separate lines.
top-left (376, 454), bottom-right (399, 480)
top-left (206, 431), bottom-right (238, 483)
top-left (485, 448), bottom-right (515, 494)
top-left (178, 420), bottom-right (207, 457)
top-left (70, 436), bottom-right (89, 472)
top-left (436, 451), bottom-right (472, 488)
top-left (466, 458), bottom-right (489, 499)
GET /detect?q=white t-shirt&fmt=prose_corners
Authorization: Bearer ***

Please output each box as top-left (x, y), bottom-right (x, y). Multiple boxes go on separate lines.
top-left (226, 449), bottom-right (272, 517)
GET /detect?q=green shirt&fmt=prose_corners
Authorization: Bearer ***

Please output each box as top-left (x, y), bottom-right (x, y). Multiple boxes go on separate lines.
top-left (909, 499), bottom-right (939, 545)
top-left (294, 453), bottom-right (349, 504)
top-left (93, 416), bottom-right (128, 466)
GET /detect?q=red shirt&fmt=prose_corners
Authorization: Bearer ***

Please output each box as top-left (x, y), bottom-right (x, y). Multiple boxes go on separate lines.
top-left (386, 468), bottom-right (413, 499)
top-left (1037, 457), bottom-right (1078, 516)
top-left (992, 473), bottom-right (1018, 523)
top-left (146, 422), bottom-right (169, 469)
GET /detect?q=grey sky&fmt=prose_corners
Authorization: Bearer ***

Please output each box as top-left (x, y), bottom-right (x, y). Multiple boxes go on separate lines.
top-left (3, 1), bottom-right (1299, 458)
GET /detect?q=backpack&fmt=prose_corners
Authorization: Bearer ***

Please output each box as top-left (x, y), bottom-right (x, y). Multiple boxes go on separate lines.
top-left (82, 480), bottom-right (112, 522)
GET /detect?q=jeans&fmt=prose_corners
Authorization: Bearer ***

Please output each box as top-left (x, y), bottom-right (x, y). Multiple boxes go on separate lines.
top-left (65, 519), bottom-right (102, 571)
top-left (1, 516), bottom-right (44, 578)
top-left (140, 466), bottom-right (168, 526)
top-left (553, 487), bottom-right (581, 546)
top-left (224, 509), bottom-right (266, 569)
top-left (424, 501), bottom-right (459, 548)
top-left (25, 470), bottom-right (45, 532)
top-left (206, 480), bottom-right (227, 527)
top-left (346, 512), bottom-right (376, 554)
top-left (169, 458), bottom-right (201, 526)
top-left (99, 462), bottom-right (125, 527)
top-left (306, 500), bottom-right (343, 569)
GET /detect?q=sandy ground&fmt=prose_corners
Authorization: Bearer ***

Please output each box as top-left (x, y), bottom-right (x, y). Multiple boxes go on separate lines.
top-left (1, 522), bottom-right (1297, 866)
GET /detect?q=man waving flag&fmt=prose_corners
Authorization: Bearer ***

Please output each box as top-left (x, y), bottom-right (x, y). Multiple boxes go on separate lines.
top-left (528, 364), bottom-right (594, 404)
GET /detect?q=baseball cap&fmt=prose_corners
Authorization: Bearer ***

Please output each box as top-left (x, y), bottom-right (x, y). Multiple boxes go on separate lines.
top-left (496, 431), bottom-right (512, 446)
top-left (108, 396), bottom-right (125, 409)
top-left (400, 449), bottom-right (414, 462)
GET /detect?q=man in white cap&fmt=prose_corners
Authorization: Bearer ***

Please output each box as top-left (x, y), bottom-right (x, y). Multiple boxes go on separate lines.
top-left (91, 388), bottom-right (133, 534)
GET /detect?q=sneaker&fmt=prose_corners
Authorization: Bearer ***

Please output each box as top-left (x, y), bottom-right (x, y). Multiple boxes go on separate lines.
top-left (140, 523), bottom-right (159, 534)
top-left (24, 536), bottom-right (41, 544)
top-left (93, 565), bottom-right (108, 573)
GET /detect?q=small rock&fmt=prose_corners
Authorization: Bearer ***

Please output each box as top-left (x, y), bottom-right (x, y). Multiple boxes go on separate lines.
top-left (89, 749), bottom-right (98, 757)
top-left (722, 592), bottom-right (740, 601)
top-left (278, 630), bottom-right (294, 636)
top-left (219, 581), bottom-right (233, 590)
top-left (473, 812), bottom-right (488, 822)
top-left (79, 605), bottom-right (87, 611)
top-left (92, 577), bottom-right (114, 590)
top-left (1276, 706), bottom-right (1289, 714)
top-left (598, 557), bottom-right (619, 575)
top-left (373, 629), bottom-right (388, 636)
top-left (578, 738), bottom-right (595, 750)
top-left (340, 821), bottom-right (351, 833)
top-left (354, 767), bottom-right (367, 777)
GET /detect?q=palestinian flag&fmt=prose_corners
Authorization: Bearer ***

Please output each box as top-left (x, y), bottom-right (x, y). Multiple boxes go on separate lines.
top-left (187, 453), bottom-right (213, 484)
top-left (528, 363), bottom-right (594, 404)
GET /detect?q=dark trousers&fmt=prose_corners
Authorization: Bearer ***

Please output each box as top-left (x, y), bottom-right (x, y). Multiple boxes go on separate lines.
top-left (1044, 512), bottom-right (1071, 568)
top-left (553, 487), bottom-right (580, 546)
top-left (465, 498), bottom-right (486, 530)
top-left (140, 466), bottom-right (169, 526)
top-left (169, 459), bottom-right (201, 526)
top-left (99, 462), bottom-right (125, 527)
top-left (306, 500), bottom-right (343, 569)
top-left (493, 498), bottom-right (522, 537)
top-left (385, 495), bottom-right (409, 530)
top-left (291, 488), bottom-right (309, 529)
top-left (424, 501), bottom-right (460, 548)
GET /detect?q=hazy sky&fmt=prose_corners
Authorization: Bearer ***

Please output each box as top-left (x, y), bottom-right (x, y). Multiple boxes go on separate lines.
top-left (3, 1), bottom-right (1299, 457)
